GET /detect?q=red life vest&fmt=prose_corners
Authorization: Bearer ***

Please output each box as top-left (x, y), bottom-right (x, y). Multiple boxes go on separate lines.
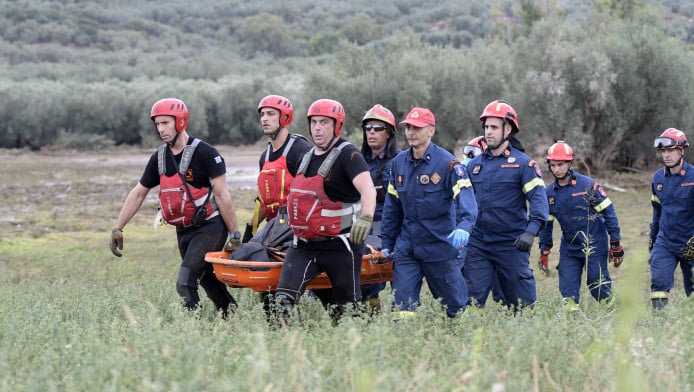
top-left (288, 142), bottom-right (361, 239)
top-left (157, 139), bottom-right (218, 226)
top-left (257, 135), bottom-right (299, 219)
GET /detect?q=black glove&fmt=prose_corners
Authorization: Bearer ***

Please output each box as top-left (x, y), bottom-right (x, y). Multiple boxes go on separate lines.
top-left (648, 237), bottom-right (655, 252)
top-left (609, 240), bottom-right (624, 268)
top-left (110, 228), bottom-right (123, 257)
top-left (242, 223), bottom-right (253, 243)
top-left (513, 231), bottom-right (535, 252)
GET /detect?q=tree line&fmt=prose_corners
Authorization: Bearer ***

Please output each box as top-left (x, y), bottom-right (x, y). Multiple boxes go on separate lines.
top-left (1, 1), bottom-right (693, 171)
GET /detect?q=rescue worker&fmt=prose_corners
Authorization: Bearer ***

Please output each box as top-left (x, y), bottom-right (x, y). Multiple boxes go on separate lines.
top-left (649, 128), bottom-right (694, 309)
top-left (359, 104), bottom-right (400, 308)
top-left (380, 107), bottom-right (478, 318)
top-left (250, 94), bottom-right (311, 238)
top-left (110, 98), bottom-right (240, 318)
top-left (274, 98), bottom-right (377, 322)
top-left (251, 94), bottom-right (311, 316)
top-left (464, 100), bottom-right (549, 311)
top-left (538, 141), bottom-right (623, 308)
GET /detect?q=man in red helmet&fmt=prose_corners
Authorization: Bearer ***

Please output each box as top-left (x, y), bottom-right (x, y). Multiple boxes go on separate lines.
top-left (649, 128), bottom-right (694, 309)
top-left (110, 97), bottom-right (240, 318)
top-left (538, 141), bottom-right (623, 310)
top-left (464, 100), bottom-right (548, 312)
top-left (250, 94), bottom-right (312, 236)
top-left (274, 98), bottom-right (377, 323)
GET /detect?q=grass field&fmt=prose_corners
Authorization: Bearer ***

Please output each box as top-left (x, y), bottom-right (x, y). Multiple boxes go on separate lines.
top-left (1, 147), bottom-right (691, 391)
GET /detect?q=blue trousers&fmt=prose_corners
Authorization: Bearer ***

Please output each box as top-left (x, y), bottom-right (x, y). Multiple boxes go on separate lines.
top-left (392, 254), bottom-right (467, 318)
top-left (557, 249), bottom-right (612, 303)
top-left (463, 241), bottom-right (536, 309)
top-left (650, 241), bottom-right (694, 297)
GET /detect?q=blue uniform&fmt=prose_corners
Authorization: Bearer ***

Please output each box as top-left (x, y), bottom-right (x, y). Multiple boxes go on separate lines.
top-left (381, 143), bottom-right (477, 317)
top-left (649, 160), bottom-right (694, 299)
top-left (539, 172), bottom-right (621, 303)
top-left (464, 146), bottom-right (548, 308)
top-left (360, 147), bottom-right (396, 300)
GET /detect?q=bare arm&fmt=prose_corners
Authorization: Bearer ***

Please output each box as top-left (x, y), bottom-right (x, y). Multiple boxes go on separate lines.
top-left (115, 183), bottom-right (151, 230)
top-left (211, 174), bottom-right (239, 233)
top-left (352, 171), bottom-right (376, 218)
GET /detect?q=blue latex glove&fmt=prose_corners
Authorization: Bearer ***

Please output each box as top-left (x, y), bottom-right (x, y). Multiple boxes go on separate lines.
top-left (447, 229), bottom-right (470, 249)
top-left (380, 248), bottom-right (394, 263)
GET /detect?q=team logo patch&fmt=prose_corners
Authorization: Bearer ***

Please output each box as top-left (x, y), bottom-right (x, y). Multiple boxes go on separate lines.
top-left (397, 175), bottom-right (404, 187)
top-left (507, 157), bottom-right (516, 163)
top-left (548, 196), bottom-right (555, 205)
top-left (472, 164), bottom-right (482, 175)
top-left (454, 163), bottom-right (464, 177)
top-left (419, 174), bottom-right (430, 185)
top-left (431, 173), bottom-right (441, 185)
top-left (656, 183), bottom-right (663, 191)
top-left (599, 187), bottom-right (607, 197)
top-left (214, 155), bottom-right (222, 164)
top-left (185, 168), bottom-right (194, 181)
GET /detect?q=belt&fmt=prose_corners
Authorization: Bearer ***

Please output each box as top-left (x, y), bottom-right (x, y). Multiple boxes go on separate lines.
top-left (298, 236), bottom-right (334, 243)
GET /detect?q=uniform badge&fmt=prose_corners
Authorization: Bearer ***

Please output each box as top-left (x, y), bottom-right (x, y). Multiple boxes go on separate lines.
top-left (431, 173), bottom-right (441, 185)
top-left (507, 157), bottom-right (516, 163)
top-left (419, 174), bottom-right (430, 185)
top-left (656, 183), bottom-right (663, 191)
top-left (532, 162), bottom-right (543, 177)
top-left (397, 175), bottom-right (404, 187)
top-left (453, 163), bottom-right (464, 177)
top-left (472, 164), bottom-right (482, 175)
top-left (548, 196), bottom-right (555, 205)
top-left (598, 186), bottom-right (607, 198)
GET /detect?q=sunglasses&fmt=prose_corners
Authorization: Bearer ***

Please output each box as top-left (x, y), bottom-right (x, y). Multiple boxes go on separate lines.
top-left (363, 124), bottom-right (387, 132)
top-left (653, 137), bottom-right (680, 149)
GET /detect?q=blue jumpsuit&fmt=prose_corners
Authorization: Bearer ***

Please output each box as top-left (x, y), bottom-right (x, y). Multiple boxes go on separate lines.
top-left (649, 160), bottom-right (694, 300)
top-left (464, 146), bottom-right (548, 309)
top-left (381, 143), bottom-right (477, 318)
top-left (539, 172), bottom-right (621, 303)
top-left (360, 147), bottom-right (396, 300)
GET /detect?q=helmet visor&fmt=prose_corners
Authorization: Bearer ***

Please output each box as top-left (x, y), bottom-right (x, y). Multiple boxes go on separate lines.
top-left (463, 145), bottom-right (483, 158)
top-left (654, 137), bottom-right (679, 149)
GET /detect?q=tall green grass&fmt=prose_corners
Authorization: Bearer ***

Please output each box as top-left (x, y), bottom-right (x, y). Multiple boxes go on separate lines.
top-left (2, 164), bottom-right (693, 390)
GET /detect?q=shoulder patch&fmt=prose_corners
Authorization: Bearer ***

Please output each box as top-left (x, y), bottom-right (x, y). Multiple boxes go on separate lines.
top-left (453, 162), bottom-right (464, 177)
top-left (531, 160), bottom-right (543, 177)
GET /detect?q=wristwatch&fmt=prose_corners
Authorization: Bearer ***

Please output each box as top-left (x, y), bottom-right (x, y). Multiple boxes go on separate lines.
top-left (229, 231), bottom-right (241, 240)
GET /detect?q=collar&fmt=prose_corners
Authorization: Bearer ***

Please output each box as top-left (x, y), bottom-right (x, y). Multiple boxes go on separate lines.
top-left (407, 143), bottom-right (436, 163)
top-left (664, 160), bottom-right (689, 176)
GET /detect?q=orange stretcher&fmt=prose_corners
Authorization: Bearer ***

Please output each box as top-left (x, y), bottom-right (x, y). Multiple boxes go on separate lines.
top-left (205, 247), bottom-right (393, 292)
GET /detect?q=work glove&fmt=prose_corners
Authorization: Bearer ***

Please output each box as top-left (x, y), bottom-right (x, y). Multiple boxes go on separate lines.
top-left (110, 228), bottom-right (123, 257)
top-left (447, 229), bottom-right (470, 249)
top-left (224, 231), bottom-right (242, 251)
top-left (380, 248), bottom-right (394, 264)
top-left (514, 231), bottom-right (535, 252)
top-left (350, 214), bottom-right (373, 244)
top-left (682, 236), bottom-right (694, 261)
top-left (538, 248), bottom-right (551, 277)
top-left (609, 240), bottom-right (624, 268)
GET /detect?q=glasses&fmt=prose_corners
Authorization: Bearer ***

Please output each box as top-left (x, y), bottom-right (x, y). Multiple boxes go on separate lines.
top-left (653, 137), bottom-right (679, 149)
top-left (363, 124), bottom-right (387, 132)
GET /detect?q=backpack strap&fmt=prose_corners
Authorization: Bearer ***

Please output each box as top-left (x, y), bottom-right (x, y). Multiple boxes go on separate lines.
top-left (263, 133), bottom-right (300, 162)
top-left (157, 138), bottom-right (201, 175)
top-left (317, 141), bottom-right (350, 177)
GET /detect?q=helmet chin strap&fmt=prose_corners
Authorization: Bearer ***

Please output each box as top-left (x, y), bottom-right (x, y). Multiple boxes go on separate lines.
top-left (168, 132), bottom-right (180, 147)
top-left (268, 125), bottom-right (282, 140)
top-left (316, 133), bottom-right (336, 152)
top-left (666, 154), bottom-right (684, 169)
top-left (553, 166), bottom-right (573, 181)
top-left (486, 121), bottom-right (512, 151)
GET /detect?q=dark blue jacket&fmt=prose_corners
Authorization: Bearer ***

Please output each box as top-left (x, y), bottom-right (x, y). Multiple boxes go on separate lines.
top-left (650, 160), bottom-right (694, 249)
top-left (381, 143), bottom-right (477, 262)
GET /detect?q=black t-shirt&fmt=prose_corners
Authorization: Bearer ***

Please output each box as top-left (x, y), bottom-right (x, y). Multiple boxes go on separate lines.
top-left (258, 133), bottom-right (312, 177)
top-left (301, 138), bottom-right (369, 203)
top-left (140, 138), bottom-right (227, 189)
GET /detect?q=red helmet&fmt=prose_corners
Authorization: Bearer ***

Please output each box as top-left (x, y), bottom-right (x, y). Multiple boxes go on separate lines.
top-left (258, 94), bottom-right (294, 127)
top-left (150, 98), bottom-right (189, 133)
top-left (480, 100), bottom-right (519, 133)
top-left (463, 135), bottom-right (487, 158)
top-left (654, 128), bottom-right (689, 149)
top-left (307, 99), bottom-right (345, 137)
top-left (546, 141), bottom-right (574, 161)
top-left (361, 104), bottom-right (396, 131)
